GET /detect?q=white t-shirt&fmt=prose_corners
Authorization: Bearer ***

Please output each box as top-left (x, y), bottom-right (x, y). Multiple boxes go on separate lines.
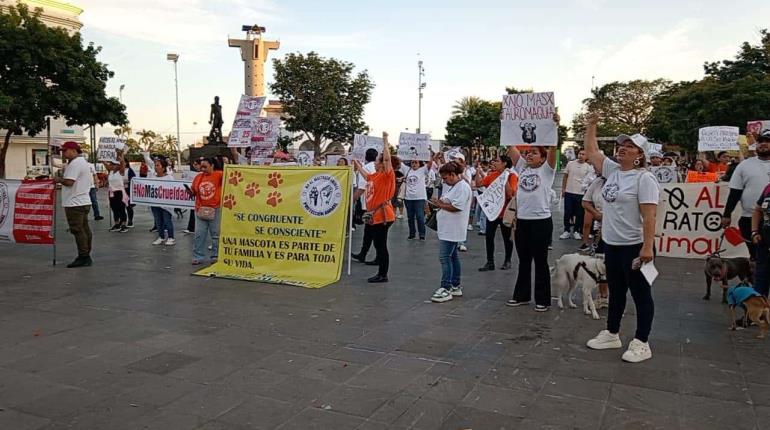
top-left (357, 161), bottom-right (376, 210)
top-left (62, 157), bottom-right (93, 207)
top-left (600, 159), bottom-right (660, 246)
top-left (582, 177), bottom-right (606, 212)
top-left (108, 170), bottom-right (125, 192)
top-left (88, 163), bottom-right (97, 189)
top-left (564, 160), bottom-right (594, 195)
top-left (437, 179), bottom-right (472, 242)
top-left (405, 166), bottom-right (428, 200)
top-left (728, 157), bottom-right (770, 218)
top-left (515, 158), bottom-right (556, 220)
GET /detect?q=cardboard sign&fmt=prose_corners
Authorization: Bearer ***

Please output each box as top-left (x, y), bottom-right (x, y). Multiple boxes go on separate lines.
top-left (96, 137), bottom-right (126, 162)
top-left (251, 117), bottom-right (280, 145)
top-left (747, 120), bottom-right (770, 149)
top-left (698, 126), bottom-right (739, 151)
top-left (500, 92), bottom-right (557, 146)
top-left (397, 132), bottom-right (431, 161)
top-left (686, 171), bottom-right (718, 183)
top-left (351, 134), bottom-right (383, 162)
top-left (227, 95), bottom-right (267, 148)
top-left (325, 155), bottom-right (343, 166)
top-left (130, 177), bottom-right (195, 209)
top-left (651, 166), bottom-right (678, 184)
top-left (476, 171), bottom-right (509, 220)
top-left (296, 151), bottom-right (315, 166)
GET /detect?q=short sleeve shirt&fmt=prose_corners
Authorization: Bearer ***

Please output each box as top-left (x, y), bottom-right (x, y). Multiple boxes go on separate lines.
top-left (515, 158), bottom-right (556, 220)
top-left (600, 159), bottom-right (660, 246)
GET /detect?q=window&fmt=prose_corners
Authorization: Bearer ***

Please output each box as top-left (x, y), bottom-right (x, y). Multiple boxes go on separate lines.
top-left (32, 149), bottom-right (48, 166)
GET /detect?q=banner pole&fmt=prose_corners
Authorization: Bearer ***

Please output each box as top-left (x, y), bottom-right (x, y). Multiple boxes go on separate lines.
top-left (347, 167), bottom-right (353, 276)
top-left (47, 118), bottom-right (56, 266)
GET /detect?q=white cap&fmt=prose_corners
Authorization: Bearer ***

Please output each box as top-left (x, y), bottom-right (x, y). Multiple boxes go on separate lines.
top-left (649, 150), bottom-right (663, 159)
top-left (451, 152), bottom-right (465, 161)
top-left (616, 134), bottom-right (650, 153)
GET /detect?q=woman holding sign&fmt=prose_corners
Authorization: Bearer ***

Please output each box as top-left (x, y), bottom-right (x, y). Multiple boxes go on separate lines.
top-left (583, 113), bottom-right (660, 363)
top-left (353, 133), bottom-right (397, 283)
top-left (476, 155), bottom-right (517, 271)
top-left (105, 149), bottom-right (129, 233)
top-left (142, 153), bottom-right (176, 246)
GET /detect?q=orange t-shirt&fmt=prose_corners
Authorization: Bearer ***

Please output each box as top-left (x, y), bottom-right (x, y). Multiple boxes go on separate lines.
top-left (192, 170), bottom-right (223, 209)
top-left (707, 161), bottom-right (728, 175)
top-left (686, 170), bottom-right (718, 183)
top-left (365, 169), bottom-right (396, 224)
top-left (480, 170), bottom-right (518, 219)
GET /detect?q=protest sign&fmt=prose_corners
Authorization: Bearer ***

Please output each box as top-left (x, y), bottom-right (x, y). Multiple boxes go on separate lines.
top-left (325, 155), bottom-right (343, 166)
top-left (296, 151), bottom-right (315, 166)
top-left (686, 171), bottom-right (718, 183)
top-left (698, 126), bottom-right (739, 151)
top-left (0, 179), bottom-right (55, 244)
top-left (443, 147), bottom-right (462, 161)
top-left (656, 183), bottom-right (747, 258)
top-left (96, 137), bottom-right (127, 162)
top-left (351, 134), bottom-right (384, 162)
top-left (195, 165), bottom-right (352, 288)
top-left (476, 171), bottom-right (509, 220)
top-left (564, 147), bottom-right (575, 161)
top-left (227, 95), bottom-right (267, 148)
top-left (397, 133), bottom-right (431, 161)
top-left (251, 117), bottom-right (280, 145)
top-left (130, 178), bottom-right (195, 209)
top-left (500, 92), bottom-right (557, 146)
top-left (747, 120), bottom-right (770, 149)
top-left (651, 166), bottom-right (678, 184)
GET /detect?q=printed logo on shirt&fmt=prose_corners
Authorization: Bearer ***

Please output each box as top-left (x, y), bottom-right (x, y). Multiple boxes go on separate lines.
top-left (301, 174), bottom-right (342, 217)
top-left (199, 181), bottom-right (216, 201)
top-left (602, 182), bottom-right (619, 203)
top-left (518, 171), bottom-right (541, 192)
top-left (407, 174), bottom-right (420, 188)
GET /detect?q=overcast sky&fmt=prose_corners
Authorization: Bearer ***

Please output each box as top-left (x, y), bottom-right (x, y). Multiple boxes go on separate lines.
top-left (74, 0), bottom-right (770, 147)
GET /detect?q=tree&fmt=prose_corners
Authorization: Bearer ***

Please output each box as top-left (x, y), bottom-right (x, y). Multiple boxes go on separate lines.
top-left (451, 96), bottom-right (483, 117)
top-left (647, 30), bottom-right (770, 150)
top-left (445, 99), bottom-right (501, 152)
top-left (0, 4), bottom-right (126, 177)
top-left (571, 79), bottom-right (671, 138)
top-left (114, 125), bottom-right (139, 154)
top-left (136, 129), bottom-right (157, 151)
top-left (270, 52), bottom-right (374, 153)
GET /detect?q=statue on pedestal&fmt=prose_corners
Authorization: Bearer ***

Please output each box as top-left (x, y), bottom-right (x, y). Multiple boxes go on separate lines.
top-left (208, 96), bottom-right (224, 145)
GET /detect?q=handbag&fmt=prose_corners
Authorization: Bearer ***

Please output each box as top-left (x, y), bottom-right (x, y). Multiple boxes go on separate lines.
top-left (196, 206), bottom-right (216, 221)
top-left (362, 201), bottom-right (389, 225)
top-left (501, 197), bottom-right (518, 230)
top-left (426, 208), bottom-right (438, 231)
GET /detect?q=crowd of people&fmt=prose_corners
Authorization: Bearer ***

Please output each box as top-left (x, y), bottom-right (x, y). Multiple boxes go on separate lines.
top-left (52, 119), bottom-right (770, 364)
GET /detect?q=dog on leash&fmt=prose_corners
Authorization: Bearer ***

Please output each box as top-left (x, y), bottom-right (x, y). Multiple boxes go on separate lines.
top-left (553, 253), bottom-right (606, 320)
top-left (703, 254), bottom-right (753, 303)
top-left (725, 283), bottom-right (770, 339)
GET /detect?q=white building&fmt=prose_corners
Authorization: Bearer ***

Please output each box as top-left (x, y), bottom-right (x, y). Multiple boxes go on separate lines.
top-left (0, 0), bottom-right (85, 179)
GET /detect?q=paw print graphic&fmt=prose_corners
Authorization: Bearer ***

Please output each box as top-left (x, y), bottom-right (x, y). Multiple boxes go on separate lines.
top-left (223, 194), bottom-right (236, 210)
top-left (228, 171), bottom-right (244, 186)
top-left (266, 191), bottom-right (283, 207)
top-left (267, 172), bottom-right (283, 188)
top-left (244, 182), bottom-right (261, 197)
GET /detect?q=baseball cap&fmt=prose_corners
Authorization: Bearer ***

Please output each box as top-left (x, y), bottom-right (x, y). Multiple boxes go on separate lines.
top-left (758, 129), bottom-right (770, 143)
top-left (451, 152), bottom-right (465, 161)
top-left (615, 134), bottom-right (650, 153)
top-left (61, 141), bottom-right (81, 152)
top-left (649, 150), bottom-right (663, 159)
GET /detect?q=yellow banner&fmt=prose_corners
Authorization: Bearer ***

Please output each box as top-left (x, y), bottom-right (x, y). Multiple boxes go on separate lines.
top-left (195, 165), bottom-right (352, 288)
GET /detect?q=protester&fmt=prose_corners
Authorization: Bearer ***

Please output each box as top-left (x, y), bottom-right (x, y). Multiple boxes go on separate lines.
top-left (473, 160), bottom-right (490, 235)
top-left (584, 114), bottom-right (660, 363)
top-left (429, 161), bottom-right (473, 302)
top-left (476, 155), bottom-right (517, 271)
top-left (394, 168), bottom-right (406, 220)
top-left (649, 151), bottom-right (663, 167)
top-left (54, 141), bottom-right (94, 268)
top-left (448, 152), bottom-right (471, 251)
top-left (105, 150), bottom-right (129, 233)
top-left (183, 158), bottom-right (201, 234)
top-left (751, 183), bottom-right (770, 296)
top-left (722, 130), bottom-right (770, 261)
top-left (351, 148), bottom-right (379, 264)
top-left (124, 156), bottom-right (136, 228)
top-left (189, 157), bottom-right (223, 265)
top-left (353, 133), bottom-right (396, 283)
top-left (580, 175), bottom-right (609, 308)
top-left (703, 151), bottom-right (730, 176)
top-left (404, 159), bottom-right (433, 240)
top-left (139, 160), bottom-right (149, 178)
top-left (87, 158), bottom-right (103, 221)
top-left (560, 149), bottom-right (593, 240)
top-left (143, 153), bottom-right (176, 246)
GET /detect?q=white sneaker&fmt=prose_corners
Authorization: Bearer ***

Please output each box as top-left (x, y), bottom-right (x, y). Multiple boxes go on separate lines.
top-left (450, 286), bottom-right (463, 297)
top-left (573, 232), bottom-right (583, 240)
top-left (597, 297), bottom-right (609, 309)
top-left (165, 238), bottom-right (176, 246)
top-left (467, 225), bottom-right (474, 231)
top-left (622, 339), bottom-right (652, 363)
top-left (151, 238), bottom-right (164, 245)
top-left (559, 231), bottom-right (572, 240)
top-left (182, 229), bottom-right (192, 234)
top-left (431, 288), bottom-right (453, 303)
top-left (458, 245), bottom-right (468, 252)
top-left (586, 330), bottom-right (622, 350)
top-left (397, 214), bottom-right (403, 219)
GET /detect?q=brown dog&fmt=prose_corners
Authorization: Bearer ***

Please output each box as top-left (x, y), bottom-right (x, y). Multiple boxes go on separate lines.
top-left (704, 255), bottom-right (753, 303)
top-left (726, 285), bottom-right (770, 339)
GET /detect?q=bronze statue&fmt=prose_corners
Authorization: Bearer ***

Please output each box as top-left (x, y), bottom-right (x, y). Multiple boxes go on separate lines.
top-left (208, 96), bottom-right (224, 144)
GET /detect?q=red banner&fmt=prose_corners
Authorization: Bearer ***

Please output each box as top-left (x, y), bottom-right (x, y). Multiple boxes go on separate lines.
top-left (12, 180), bottom-right (54, 244)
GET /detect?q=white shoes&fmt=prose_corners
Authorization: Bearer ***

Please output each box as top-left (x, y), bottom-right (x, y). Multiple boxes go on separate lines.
top-left (467, 225), bottom-right (473, 231)
top-left (458, 244), bottom-right (468, 252)
top-left (151, 238), bottom-right (164, 245)
top-left (450, 286), bottom-right (463, 297)
top-left (165, 238), bottom-right (176, 246)
top-left (431, 288), bottom-right (453, 303)
top-left (586, 330), bottom-right (622, 350)
top-left (397, 214), bottom-right (403, 219)
top-left (622, 339), bottom-right (652, 363)
top-left (559, 231), bottom-right (572, 240)
top-left (573, 232), bottom-right (583, 240)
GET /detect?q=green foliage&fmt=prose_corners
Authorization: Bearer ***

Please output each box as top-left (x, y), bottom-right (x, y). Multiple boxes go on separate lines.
top-left (270, 52), bottom-right (374, 153)
top-left (445, 99), bottom-right (501, 148)
top-left (0, 3), bottom-right (126, 177)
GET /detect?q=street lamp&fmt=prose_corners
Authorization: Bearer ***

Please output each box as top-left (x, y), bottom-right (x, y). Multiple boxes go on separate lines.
top-left (417, 58), bottom-right (426, 134)
top-left (119, 84), bottom-right (125, 103)
top-left (166, 53), bottom-right (182, 168)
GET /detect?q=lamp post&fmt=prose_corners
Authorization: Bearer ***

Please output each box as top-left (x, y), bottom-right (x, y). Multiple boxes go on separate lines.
top-left (119, 84), bottom-right (125, 103)
top-left (166, 53), bottom-right (182, 168)
top-left (417, 59), bottom-right (426, 134)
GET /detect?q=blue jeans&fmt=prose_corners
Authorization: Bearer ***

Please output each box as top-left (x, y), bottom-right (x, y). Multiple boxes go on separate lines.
top-left (151, 207), bottom-right (174, 239)
top-left (474, 201), bottom-right (487, 233)
top-left (439, 240), bottom-right (461, 289)
top-left (755, 243), bottom-right (769, 296)
top-left (193, 208), bottom-right (220, 261)
top-left (89, 188), bottom-right (101, 218)
top-left (563, 192), bottom-right (585, 233)
top-left (405, 199), bottom-right (426, 238)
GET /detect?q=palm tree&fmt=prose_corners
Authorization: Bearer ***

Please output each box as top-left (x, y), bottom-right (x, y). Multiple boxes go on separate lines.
top-left (451, 96), bottom-right (483, 117)
top-left (136, 129), bottom-right (157, 152)
top-left (114, 125), bottom-right (132, 138)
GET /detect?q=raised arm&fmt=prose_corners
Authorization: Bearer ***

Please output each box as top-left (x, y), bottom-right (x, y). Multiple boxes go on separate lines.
top-left (381, 132), bottom-right (392, 173)
top-left (546, 113), bottom-right (560, 169)
top-left (507, 146), bottom-right (521, 167)
top-left (584, 113), bottom-right (606, 175)
top-left (352, 159), bottom-right (371, 182)
top-left (117, 149), bottom-right (126, 176)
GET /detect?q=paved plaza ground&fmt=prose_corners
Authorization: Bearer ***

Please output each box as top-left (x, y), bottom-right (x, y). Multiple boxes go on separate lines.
top-left (1, 190), bottom-right (769, 430)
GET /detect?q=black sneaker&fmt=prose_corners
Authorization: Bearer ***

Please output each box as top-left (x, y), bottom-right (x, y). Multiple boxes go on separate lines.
top-left (365, 260), bottom-right (380, 266)
top-left (150, 227), bottom-right (158, 232)
top-left (119, 226), bottom-right (129, 233)
top-left (367, 275), bottom-right (388, 283)
top-left (407, 235), bottom-right (416, 240)
top-left (506, 299), bottom-right (530, 307)
top-left (66, 256), bottom-right (92, 268)
top-left (419, 237), bottom-right (426, 241)
top-left (126, 222), bottom-right (134, 228)
top-left (478, 263), bottom-right (495, 272)
top-left (109, 224), bottom-right (120, 232)
top-left (578, 243), bottom-right (590, 252)
top-left (535, 305), bottom-right (549, 312)
top-left (94, 216), bottom-right (104, 221)
top-left (500, 261), bottom-right (512, 270)
top-left (351, 253), bottom-right (366, 263)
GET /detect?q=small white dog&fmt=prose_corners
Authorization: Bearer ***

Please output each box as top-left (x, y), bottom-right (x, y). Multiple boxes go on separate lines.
top-left (552, 253), bottom-right (606, 320)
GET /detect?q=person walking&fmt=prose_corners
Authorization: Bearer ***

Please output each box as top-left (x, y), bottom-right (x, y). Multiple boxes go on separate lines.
top-left (429, 161), bottom-right (473, 303)
top-left (477, 155), bottom-right (517, 272)
top-left (189, 157), bottom-right (223, 265)
top-left (54, 141), bottom-right (94, 268)
top-left (353, 133), bottom-right (396, 283)
top-left (404, 159), bottom-right (433, 240)
top-left (87, 158), bottom-right (104, 221)
top-left (560, 149), bottom-right (593, 240)
top-left (583, 113), bottom-right (660, 363)
top-left (105, 150), bottom-right (129, 233)
top-left (351, 148), bottom-right (379, 264)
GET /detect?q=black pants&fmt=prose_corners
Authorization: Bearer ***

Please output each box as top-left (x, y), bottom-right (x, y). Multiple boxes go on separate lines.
top-left (739, 216), bottom-right (756, 261)
top-left (512, 217), bottom-right (553, 306)
top-left (359, 223), bottom-right (375, 259)
top-left (485, 218), bottom-right (513, 265)
top-left (605, 243), bottom-right (654, 342)
top-left (371, 223), bottom-right (391, 276)
top-left (187, 210), bottom-right (195, 232)
top-left (563, 192), bottom-right (585, 233)
top-left (109, 191), bottom-right (127, 224)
